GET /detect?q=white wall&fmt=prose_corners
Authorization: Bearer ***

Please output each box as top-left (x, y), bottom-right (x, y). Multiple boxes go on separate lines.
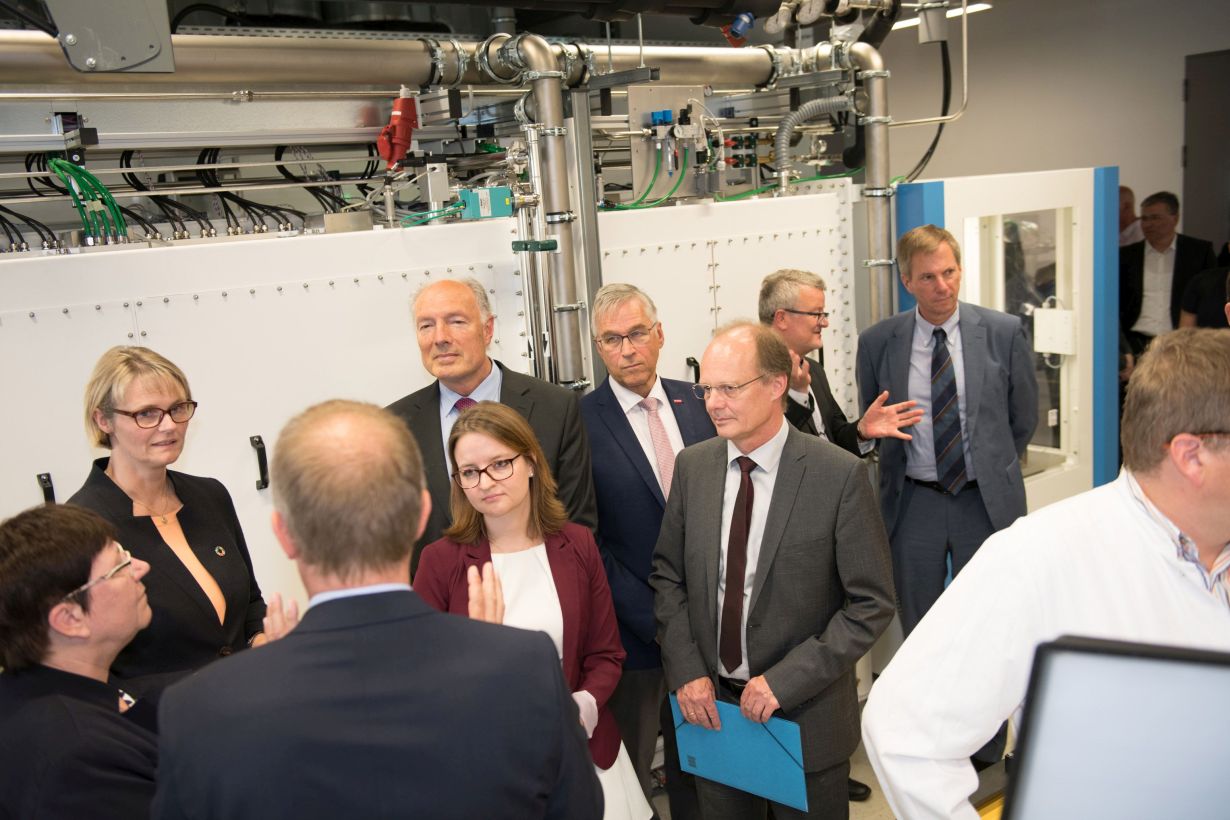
top-left (879, 0), bottom-right (1230, 222)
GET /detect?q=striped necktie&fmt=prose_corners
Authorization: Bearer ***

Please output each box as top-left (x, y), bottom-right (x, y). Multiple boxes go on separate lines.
top-left (931, 328), bottom-right (968, 494)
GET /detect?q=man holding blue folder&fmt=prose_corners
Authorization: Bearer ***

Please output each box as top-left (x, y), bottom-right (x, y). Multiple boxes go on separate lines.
top-left (651, 323), bottom-right (896, 818)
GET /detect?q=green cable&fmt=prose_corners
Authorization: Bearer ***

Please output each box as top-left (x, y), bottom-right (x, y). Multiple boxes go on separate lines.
top-left (626, 146), bottom-right (663, 207)
top-left (890, 175), bottom-right (907, 185)
top-left (46, 160), bottom-right (93, 236)
top-left (609, 148), bottom-right (691, 211)
top-left (714, 167), bottom-right (865, 202)
top-left (50, 158), bottom-right (117, 238)
top-left (401, 202), bottom-right (464, 227)
top-left (53, 159), bottom-right (127, 237)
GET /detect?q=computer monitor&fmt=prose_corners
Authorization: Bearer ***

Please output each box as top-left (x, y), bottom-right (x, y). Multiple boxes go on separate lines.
top-left (1003, 636), bottom-right (1230, 820)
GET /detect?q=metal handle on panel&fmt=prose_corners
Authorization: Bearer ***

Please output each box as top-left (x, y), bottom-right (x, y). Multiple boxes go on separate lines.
top-left (37, 473), bottom-right (55, 503)
top-left (686, 356), bottom-right (700, 383)
top-left (250, 435), bottom-right (269, 490)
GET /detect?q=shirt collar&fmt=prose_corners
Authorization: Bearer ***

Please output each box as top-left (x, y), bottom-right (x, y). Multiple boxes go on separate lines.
top-left (439, 358), bottom-right (501, 412)
top-left (609, 374), bottom-right (667, 416)
top-left (726, 415), bottom-right (789, 474)
top-left (307, 583), bottom-right (412, 610)
top-left (1145, 236), bottom-right (1177, 255)
top-left (914, 305), bottom-right (961, 340)
top-left (1122, 470), bottom-right (1230, 584)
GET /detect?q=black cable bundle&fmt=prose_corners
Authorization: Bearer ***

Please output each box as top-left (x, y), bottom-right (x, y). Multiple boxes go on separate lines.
top-left (905, 40), bottom-right (952, 183)
top-left (274, 146), bottom-right (349, 213)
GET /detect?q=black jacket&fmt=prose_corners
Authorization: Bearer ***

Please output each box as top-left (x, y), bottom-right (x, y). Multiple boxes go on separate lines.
top-left (1120, 234), bottom-right (1217, 331)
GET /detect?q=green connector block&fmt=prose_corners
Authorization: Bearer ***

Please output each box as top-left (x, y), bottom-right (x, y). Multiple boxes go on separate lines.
top-left (511, 239), bottom-right (559, 253)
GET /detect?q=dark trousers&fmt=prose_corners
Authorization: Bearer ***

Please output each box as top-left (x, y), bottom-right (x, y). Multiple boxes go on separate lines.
top-left (695, 760), bottom-right (850, 820)
top-left (890, 480), bottom-right (995, 636)
top-left (891, 480), bottom-right (1007, 764)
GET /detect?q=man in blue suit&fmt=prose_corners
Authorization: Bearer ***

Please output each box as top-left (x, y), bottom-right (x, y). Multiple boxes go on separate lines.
top-left (857, 225), bottom-right (1038, 638)
top-left (581, 283), bottom-right (714, 819)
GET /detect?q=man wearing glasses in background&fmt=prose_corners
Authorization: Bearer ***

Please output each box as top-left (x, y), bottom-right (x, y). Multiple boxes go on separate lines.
top-left (0, 504), bottom-right (158, 819)
top-left (651, 322), bottom-right (895, 819)
top-left (581, 283), bottom-right (715, 819)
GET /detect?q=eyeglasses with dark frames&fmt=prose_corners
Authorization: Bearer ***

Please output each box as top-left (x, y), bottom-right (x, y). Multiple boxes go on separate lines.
top-left (453, 453), bottom-right (524, 489)
top-left (781, 308), bottom-right (831, 321)
top-left (111, 400), bottom-right (198, 429)
top-left (62, 544), bottom-right (133, 603)
top-left (595, 322), bottom-right (660, 352)
top-left (691, 375), bottom-right (766, 401)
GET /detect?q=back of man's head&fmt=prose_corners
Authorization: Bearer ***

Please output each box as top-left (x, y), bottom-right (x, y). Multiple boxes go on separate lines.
top-left (1122, 329), bottom-right (1230, 473)
top-left (0, 504), bottom-right (116, 670)
top-left (272, 400), bottom-right (426, 581)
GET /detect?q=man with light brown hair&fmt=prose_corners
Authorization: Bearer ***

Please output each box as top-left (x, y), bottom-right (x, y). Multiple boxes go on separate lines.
top-left (154, 400), bottom-right (601, 820)
top-left (863, 328), bottom-right (1230, 820)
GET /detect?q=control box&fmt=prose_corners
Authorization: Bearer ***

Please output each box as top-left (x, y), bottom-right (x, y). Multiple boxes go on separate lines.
top-left (459, 186), bottom-right (515, 220)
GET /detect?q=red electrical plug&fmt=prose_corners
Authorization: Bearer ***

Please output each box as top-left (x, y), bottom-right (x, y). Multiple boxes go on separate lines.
top-left (377, 86), bottom-right (419, 170)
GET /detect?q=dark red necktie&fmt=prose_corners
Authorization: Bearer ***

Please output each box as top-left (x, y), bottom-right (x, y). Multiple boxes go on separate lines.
top-left (453, 397), bottom-right (476, 413)
top-left (719, 456), bottom-right (757, 674)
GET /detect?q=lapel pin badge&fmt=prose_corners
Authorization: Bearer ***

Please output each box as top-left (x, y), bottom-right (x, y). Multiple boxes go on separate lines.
top-left (214, 546), bottom-right (226, 557)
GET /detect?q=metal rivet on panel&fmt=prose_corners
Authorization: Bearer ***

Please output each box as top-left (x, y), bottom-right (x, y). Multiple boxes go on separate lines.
top-left (487, 264), bottom-right (493, 269)
top-left (140, 331), bottom-right (147, 337)
top-left (303, 283), bottom-right (309, 289)
top-left (28, 311), bottom-right (35, 318)
top-left (377, 274), bottom-right (384, 281)
top-left (515, 291), bottom-right (523, 296)
top-left (353, 278), bottom-right (359, 284)
top-left (95, 304), bottom-right (101, 310)
top-left (192, 295), bottom-right (199, 301)
top-left (222, 291), bottom-right (228, 297)
top-left (401, 272), bottom-right (408, 279)
top-left (62, 307), bottom-right (69, 314)
top-left (249, 288), bottom-right (255, 294)
top-left (163, 297), bottom-right (169, 303)
top-left (489, 288), bottom-right (495, 294)
top-left (446, 267), bottom-right (453, 273)
top-left (128, 332), bottom-right (133, 338)
top-left (136, 300), bottom-right (143, 306)
top-left (276, 286), bottom-right (283, 292)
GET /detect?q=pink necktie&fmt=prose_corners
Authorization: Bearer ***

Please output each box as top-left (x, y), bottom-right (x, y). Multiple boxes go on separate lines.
top-left (453, 397), bottom-right (476, 413)
top-left (639, 397), bottom-right (676, 497)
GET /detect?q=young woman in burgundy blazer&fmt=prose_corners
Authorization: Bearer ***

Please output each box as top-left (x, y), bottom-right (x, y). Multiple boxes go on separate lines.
top-left (415, 402), bottom-right (648, 819)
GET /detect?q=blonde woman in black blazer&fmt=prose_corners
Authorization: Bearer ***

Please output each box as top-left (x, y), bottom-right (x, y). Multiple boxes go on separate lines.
top-left (70, 346), bottom-right (266, 697)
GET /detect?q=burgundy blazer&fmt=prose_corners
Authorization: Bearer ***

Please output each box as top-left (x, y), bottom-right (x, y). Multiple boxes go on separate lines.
top-left (415, 522), bottom-right (626, 769)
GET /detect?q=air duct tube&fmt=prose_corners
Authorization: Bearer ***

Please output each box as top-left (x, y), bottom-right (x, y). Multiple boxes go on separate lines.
top-left (774, 95), bottom-right (852, 192)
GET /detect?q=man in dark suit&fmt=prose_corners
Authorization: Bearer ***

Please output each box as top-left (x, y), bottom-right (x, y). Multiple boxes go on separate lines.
top-left (758, 269), bottom-right (920, 804)
top-left (580, 283), bottom-right (714, 818)
top-left (760, 269), bottom-right (923, 455)
top-left (0, 504), bottom-right (157, 820)
top-left (652, 323), bottom-right (896, 819)
top-left (857, 225), bottom-right (1038, 641)
top-left (153, 400), bottom-right (601, 820)
top-left (386, 278), bottom-right (596, 573)
top-left (1120, 191), bottom-right (1217, 356)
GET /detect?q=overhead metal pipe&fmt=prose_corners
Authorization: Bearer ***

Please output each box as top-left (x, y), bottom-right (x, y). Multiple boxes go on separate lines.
top-left (0, 31), bottom-right (776, 90)
top-left (846, 40), bottom-right (895, 324)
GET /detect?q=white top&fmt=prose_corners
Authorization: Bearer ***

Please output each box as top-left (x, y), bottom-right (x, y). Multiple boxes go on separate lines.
top-left (491, 545), bottom-right (598, 736)
top-left (904, 307), bottom-right (974, 482)
top-left (717, 418), bottom-right (789, 680)
top-left (1132, 237), bottom-right (1176, 337)
top-left (861, 471), bottom-right (1230, 820)
top-left (609, 375), bottom-right (685, 488)
top-left (437, 359), bottom-right (502, 472)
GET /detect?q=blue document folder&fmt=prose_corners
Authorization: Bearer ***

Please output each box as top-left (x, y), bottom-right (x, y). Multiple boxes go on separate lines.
top-left (669, 693), bottom-right (807, 811)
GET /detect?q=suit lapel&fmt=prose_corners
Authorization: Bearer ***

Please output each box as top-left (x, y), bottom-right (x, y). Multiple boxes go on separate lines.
top-left (595, 380), bottom-right (665, 506)
top-left (406, 384), bottom-right (451, 516)
top-left (889, 311), bottom-right (914, 401)
top-left (958, 305), bottom-right (986, 441)
top-left (697, 443), bottom-right (728, 629)
top-left (543, 531), bottom-right (581, 678)
top-left (662, 378), bottom-right (710, 446)
top-left (497, 362), bottom-right (535, 420)
top-left (747, 428), bottom-right (804, 616)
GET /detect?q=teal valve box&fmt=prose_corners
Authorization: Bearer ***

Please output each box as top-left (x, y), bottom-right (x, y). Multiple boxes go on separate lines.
top-left (459, 186), bottom-right (515, 220)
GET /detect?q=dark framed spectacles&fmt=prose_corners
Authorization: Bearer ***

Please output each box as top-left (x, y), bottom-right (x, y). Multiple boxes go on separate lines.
top-left (112, 400), bottom-right (198, 429)
top-left (781, 308), bottom-right (831, 321)
top-left (595, 322), bottom-right (659, 352)
top-left (691, 375), bottom-right (765, 400)
top-left (62, 544), bottom-right (133, 603)
top-left (453, 453), bottom-right (523, 489)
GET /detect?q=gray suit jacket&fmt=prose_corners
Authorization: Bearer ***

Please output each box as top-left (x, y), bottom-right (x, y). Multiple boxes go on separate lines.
top-left (855, 303), bottom-right (1038, 536)
top-left (387, 360), bottom-right (597, 574)
top-left (650, 425), bottom-right (896, 772)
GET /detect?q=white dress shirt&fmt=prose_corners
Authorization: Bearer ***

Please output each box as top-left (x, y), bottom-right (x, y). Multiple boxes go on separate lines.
top-left (609, 375), bottom-right (686, 488)
top-left (1132, 237), bottom-right (1176, 337)
top-left (438, 359), bottom-right (502, 471)
top-left (716, 417), bottom-right (790, 680)
top-left (862, 471), bottom-right (1230, 820)
top-left (904, 307), bottom-right (975, 482)
top-left (789, 368), bottom-right (874, 455)
top-left (307, 583), bottom-right (412, 610)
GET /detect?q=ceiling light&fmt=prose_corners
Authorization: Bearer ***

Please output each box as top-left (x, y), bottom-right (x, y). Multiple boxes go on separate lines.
top-left (892, 2), bottom-right (993, 30)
